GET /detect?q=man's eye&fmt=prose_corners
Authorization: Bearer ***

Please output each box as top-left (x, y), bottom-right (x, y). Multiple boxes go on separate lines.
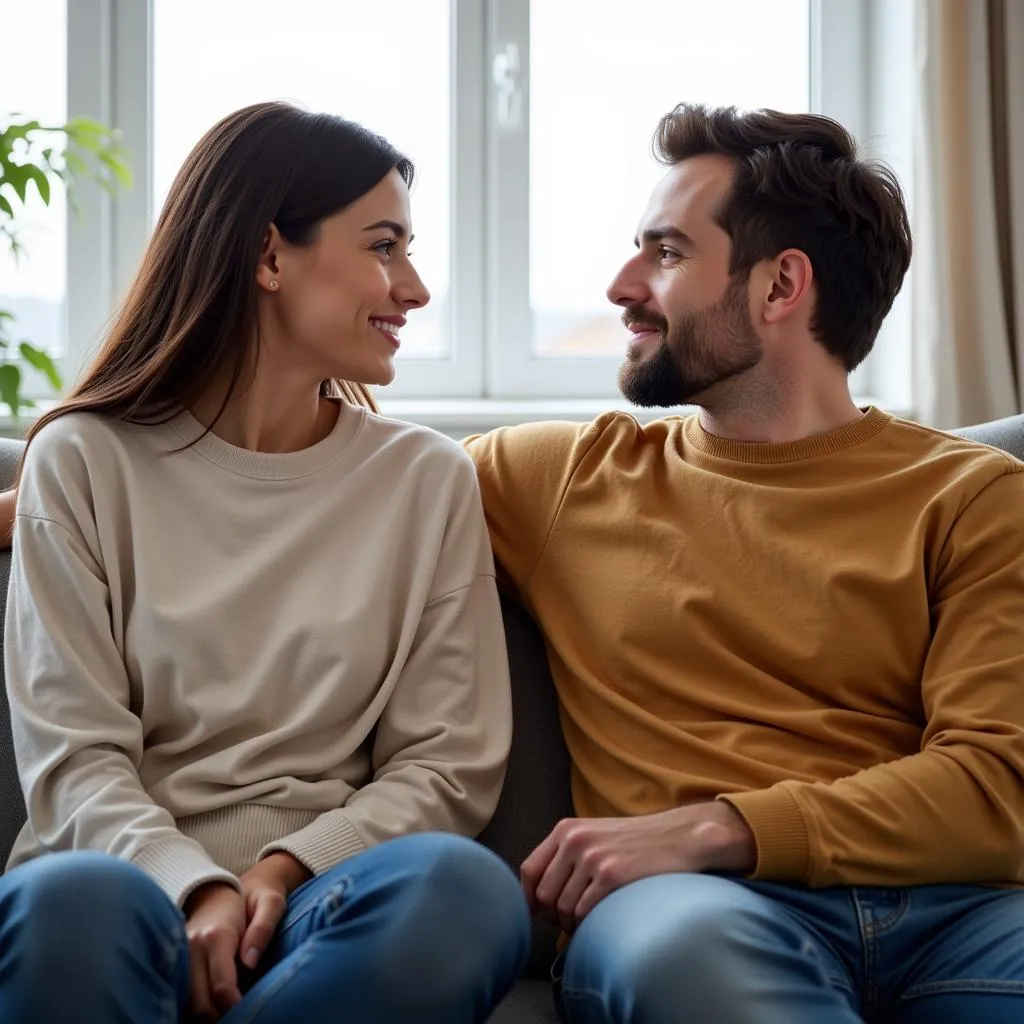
top-left (658, 246), bottom-right (679, 261)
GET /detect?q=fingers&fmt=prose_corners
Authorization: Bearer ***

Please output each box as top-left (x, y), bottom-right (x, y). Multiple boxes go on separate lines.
top-left (240, 888), bottom-right (287, 970)
top-left (573, 878), bottom-right (610, 925)
top-left (533, 848), bottom-right (577, 929)
top-left (520, 830), bottom-right (561, 914)
top-left (554, 861), bottom-right (593, 935)
top-left (188, 939), bottom-right (214, 1021)
top-left (207, 926), bottom-right (243, 1016)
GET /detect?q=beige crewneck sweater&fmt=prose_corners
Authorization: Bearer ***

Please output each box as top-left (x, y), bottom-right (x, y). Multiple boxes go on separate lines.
top-left (6, 404), bottom-right (511, 907)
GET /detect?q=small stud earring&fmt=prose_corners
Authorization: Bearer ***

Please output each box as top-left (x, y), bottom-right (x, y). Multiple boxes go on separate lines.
top-left (268, 280), bottom-right (279, 290)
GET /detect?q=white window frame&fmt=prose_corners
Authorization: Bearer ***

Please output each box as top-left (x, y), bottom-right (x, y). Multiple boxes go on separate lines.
top-left (61, 0), bottom-right (898, 414)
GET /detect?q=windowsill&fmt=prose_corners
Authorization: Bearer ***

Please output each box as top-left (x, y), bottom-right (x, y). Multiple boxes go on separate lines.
top-left (0, 396), bottom-right (904, 442)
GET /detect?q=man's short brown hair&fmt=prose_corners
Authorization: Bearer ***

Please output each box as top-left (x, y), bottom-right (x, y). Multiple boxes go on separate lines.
top-left (654, 104), bottom-right (912, 371)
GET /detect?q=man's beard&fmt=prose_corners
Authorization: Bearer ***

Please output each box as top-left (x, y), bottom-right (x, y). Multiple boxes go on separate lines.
top-left (618, 278), bottom-right (763, 408)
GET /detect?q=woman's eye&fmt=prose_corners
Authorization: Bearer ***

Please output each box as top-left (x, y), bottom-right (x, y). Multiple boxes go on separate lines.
top-left (373, 239), bottom-right (397, 257)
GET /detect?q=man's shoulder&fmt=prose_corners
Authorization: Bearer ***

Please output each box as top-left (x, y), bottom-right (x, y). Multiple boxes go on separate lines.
top-left (883, 415), bottom-right (1023, 489)
top-left (461, 410), bottom-right (677, 470)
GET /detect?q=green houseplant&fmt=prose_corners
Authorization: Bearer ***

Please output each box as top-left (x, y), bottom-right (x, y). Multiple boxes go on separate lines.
top-left (0, 115), bottom-right (131, 418)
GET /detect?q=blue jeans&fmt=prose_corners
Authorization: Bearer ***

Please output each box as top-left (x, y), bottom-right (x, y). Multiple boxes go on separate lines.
top-left (0, 832), bottom-right (529, 1023)
top-left (554, 874), bottom-right (1024, 1023)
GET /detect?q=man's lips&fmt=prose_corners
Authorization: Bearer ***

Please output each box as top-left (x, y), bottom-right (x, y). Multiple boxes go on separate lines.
top-left (627, 324), bottom-right (662, 342)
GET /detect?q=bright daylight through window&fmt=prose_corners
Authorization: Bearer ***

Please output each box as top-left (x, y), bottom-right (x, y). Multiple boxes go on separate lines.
top-left (4, 0), bottom-right (823, 410)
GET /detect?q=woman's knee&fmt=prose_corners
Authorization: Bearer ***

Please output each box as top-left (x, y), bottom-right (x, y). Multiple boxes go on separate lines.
top-left (0, 851), bottom-right (183, 960)
top-left (369, 834), bottom-right (530, 1002)
top-left (397, 832), bottom-right (528, 940)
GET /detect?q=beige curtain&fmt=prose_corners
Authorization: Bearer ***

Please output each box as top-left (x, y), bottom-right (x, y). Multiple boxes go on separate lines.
top-left (912, 0), bottom-right (1024, 428)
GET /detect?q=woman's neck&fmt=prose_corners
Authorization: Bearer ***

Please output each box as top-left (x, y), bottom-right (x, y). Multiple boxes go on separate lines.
top-left (190, 371), bottom-right (338, 454)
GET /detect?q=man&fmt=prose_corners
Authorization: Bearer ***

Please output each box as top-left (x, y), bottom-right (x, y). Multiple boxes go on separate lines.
top-left (463, 104), bottom-right (1024, 1023)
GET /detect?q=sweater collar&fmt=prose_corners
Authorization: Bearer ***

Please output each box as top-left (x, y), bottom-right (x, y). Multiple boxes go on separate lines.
top-left (165, 402), bottom-right (365, 480)
top-left (684, 406), bottom-right (892, 464)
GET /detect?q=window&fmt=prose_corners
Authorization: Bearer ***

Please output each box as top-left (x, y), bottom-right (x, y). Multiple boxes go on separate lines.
top-left (51, 0), bottom-right (893, 414)
top-left (0, 0), bottom-right (67, 399)
top-left (497, 0), bottom-right (811, 396)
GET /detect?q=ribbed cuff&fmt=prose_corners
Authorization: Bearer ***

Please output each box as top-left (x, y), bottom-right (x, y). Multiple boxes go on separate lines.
top-left (719, 786), bottom-right (811, 881)
top-left (131, 834), bottom-right (241, 908)
top-left (258, 810), bottom-right (367, 877)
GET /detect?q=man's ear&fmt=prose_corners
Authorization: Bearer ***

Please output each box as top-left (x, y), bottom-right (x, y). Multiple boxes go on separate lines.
top-left (255, 223), bottom-right (284, 293)
top-left (761, 249), bottom-right (813, 325)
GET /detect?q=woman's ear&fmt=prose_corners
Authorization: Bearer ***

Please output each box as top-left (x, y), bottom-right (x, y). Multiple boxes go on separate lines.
top-left (255, 224), bottom-right (283, 293)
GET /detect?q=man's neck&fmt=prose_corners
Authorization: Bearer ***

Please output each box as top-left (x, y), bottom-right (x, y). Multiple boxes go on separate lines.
top-left (697, 386), bottom-right (863, 445)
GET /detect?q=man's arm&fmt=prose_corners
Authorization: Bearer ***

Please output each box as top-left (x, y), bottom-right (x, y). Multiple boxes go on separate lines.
top-left (725, 467), bottom-right (1024, 887)
top-left (462, 419), bottom-right (608, 594)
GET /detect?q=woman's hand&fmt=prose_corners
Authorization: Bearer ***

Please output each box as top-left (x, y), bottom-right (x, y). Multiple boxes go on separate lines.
top-left (184, 882), bottom-right (247, 1020)
top-left (238, 852), bottom-right (312, 970)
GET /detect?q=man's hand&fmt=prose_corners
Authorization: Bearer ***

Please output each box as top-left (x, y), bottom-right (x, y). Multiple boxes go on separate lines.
top-left (237, 852), bottom-right (312, 971)
top-left (521, 801), bottom-right (757, 933)
top-left (184, 882), bottom-right (247, 1021)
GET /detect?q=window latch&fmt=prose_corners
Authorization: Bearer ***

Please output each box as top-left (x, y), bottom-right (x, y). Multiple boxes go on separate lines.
top-left (492, 42), bottom-right (523, 130)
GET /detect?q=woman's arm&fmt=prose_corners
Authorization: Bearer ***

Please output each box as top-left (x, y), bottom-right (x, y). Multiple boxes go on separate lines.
top-left (259, 452), bottom-right (512, 876)
top-left (7, 435), bottom-right (239, 907)
top-left (0, 488), bottom-right (16, 547)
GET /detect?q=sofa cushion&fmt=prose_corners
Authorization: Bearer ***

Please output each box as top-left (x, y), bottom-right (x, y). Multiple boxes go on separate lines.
top-left (486, 979), bottom-right (560, 1024)
top-left (479, 595), bottom-right (575, 978)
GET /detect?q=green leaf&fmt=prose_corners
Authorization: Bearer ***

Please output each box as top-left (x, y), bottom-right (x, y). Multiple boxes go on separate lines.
top-left (98, 149), bottom-right (133, 188)
top-left (19, 342), bottom-right (62, 390)
top-left (0, 364), bottom-right (23, 418)
top-left (23, 164), bottom-right (51, 205)
top-left (0, 194), bottom-right (10, 218)
top-left (0, 121), bottom-right (42, 145)
top-left (65, 115), bottom-right (108, 134)
top-left (64, 150), bottom-right (88, 178)
top-left (3, 163), bottom-right (28, 203)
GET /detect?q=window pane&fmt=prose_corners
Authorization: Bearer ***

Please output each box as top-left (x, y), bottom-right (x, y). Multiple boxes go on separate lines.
top-left (530, 0), bottom-right (810, 356)
top-left (153, 0), bottom-right (451, 358)
top-left (0, 0), bottom-right (67, 372)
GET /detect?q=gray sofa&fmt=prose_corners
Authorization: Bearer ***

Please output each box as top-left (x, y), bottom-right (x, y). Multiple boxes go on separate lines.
top-left (0, 411), bottom-right (1022, 1023)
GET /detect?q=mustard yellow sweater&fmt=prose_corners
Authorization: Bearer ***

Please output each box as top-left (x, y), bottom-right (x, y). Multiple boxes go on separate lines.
top-left (465, 407), bottom-right (1024, 887)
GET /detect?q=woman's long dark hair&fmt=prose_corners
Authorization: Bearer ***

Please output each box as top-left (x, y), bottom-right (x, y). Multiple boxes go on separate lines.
top-left (24, 101), bottom-right (414, 459)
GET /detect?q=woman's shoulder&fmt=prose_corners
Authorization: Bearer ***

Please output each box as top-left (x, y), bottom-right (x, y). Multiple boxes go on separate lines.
top-left (25, 411), bottom-right (133, 469)
top-left (360, 410), bottom-right (475, 475)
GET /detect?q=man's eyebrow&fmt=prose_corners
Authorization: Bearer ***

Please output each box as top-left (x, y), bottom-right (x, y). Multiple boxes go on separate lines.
top-left (634, 226), bottom-right (694, 249)
top-left (362, 219), bottom-right (412, 240)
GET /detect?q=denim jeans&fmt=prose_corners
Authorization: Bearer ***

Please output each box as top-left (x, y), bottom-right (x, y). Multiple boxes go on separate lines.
top-left (0, 832), bottom-right (529, 1023)
top-left (554, 873), bottom-right (1024, 1023)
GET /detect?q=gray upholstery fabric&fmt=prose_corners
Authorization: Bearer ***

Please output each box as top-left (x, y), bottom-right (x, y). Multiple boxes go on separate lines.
top-left (954, 415), bottom-right (1024, 460)
top-left (487, 980), bottom-right (561, 1024)
top-left (0, 438), bottom-right (21, 492)
top-left (479, 596), bottom-right (574, 978)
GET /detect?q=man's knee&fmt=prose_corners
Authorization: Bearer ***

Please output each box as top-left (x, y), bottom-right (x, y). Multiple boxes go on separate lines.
top-left (562, 875), bottom-right (802, 1022)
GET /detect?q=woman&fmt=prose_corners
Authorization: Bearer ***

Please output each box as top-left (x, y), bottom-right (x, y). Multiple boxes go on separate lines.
top-left (0, 102), bottom-right (528, 1022)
